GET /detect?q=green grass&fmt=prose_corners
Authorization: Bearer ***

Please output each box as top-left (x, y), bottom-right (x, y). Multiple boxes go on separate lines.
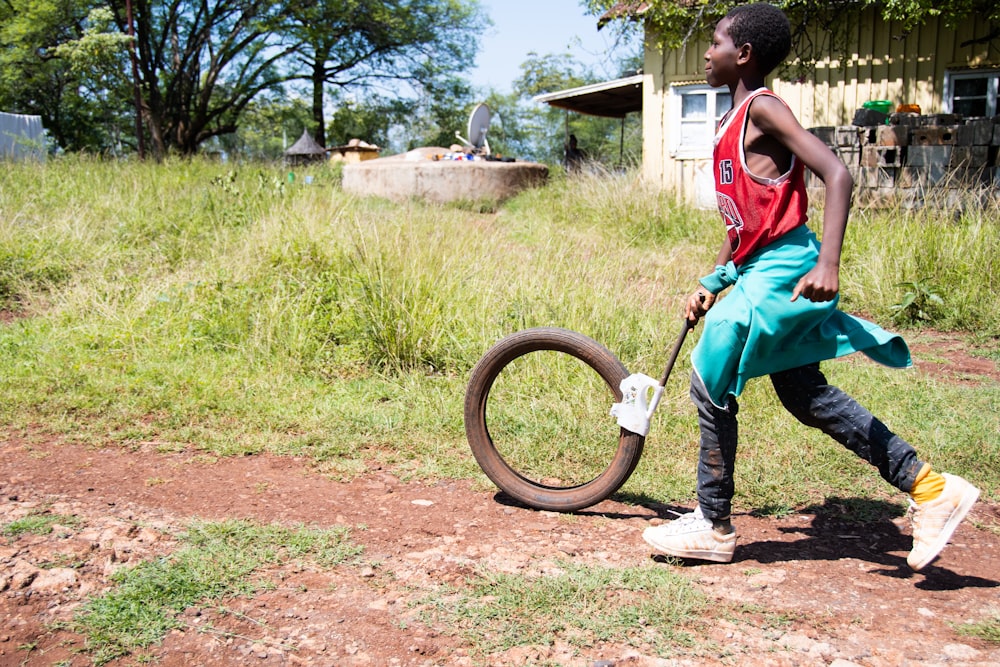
top-left (479, 346), bottom-right (629, 488)
top-left (1, 510), bottom-right (80, 538)
top-left (70, 520), bottom-right (362, 665)
top-left (954, 610), bottom-right (1000, 644)
top-left (842, 194), bottom-right (1000, 332)
top-left (421, 561), bottom-right (706, 660)
top-left (0, 156), bottom-right (997, 511)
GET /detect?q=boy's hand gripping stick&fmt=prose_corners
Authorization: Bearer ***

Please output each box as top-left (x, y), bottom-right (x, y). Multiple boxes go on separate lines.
top-left (610, 320), bottom-right (692, 436)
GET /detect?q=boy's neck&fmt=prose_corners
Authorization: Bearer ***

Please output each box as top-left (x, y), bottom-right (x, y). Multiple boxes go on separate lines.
top-left (730, 74), bottom-right (768, 107)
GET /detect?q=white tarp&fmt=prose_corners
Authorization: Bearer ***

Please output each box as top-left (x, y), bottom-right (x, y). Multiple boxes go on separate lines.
top-left (0, 111), bottom-right (46, 161)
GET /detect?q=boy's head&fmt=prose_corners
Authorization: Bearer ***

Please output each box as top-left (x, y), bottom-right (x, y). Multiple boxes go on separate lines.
top-left (723, 3), bottom-right (791, 76)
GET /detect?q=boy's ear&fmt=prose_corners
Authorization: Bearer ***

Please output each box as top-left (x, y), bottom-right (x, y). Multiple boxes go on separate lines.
top-left (736, 42), bottom-right (752, 65)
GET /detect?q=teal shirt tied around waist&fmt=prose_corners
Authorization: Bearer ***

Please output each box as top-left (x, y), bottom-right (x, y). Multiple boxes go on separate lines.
top-left (691, 226), bottom-right (912, 408)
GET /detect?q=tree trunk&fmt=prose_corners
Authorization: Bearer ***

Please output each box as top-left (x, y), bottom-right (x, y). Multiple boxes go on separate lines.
top-left (147, 111), bottom-right (166, 161)
top-left (311, 60), bottom-right (326, 147)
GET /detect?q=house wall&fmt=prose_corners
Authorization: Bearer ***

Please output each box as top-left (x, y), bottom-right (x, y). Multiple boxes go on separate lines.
top-left (642, 8), bottom-right (1000, 202)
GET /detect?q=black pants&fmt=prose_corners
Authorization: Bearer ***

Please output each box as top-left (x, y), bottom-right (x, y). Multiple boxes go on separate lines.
top-left (691, 364), bottom-right (925, 521)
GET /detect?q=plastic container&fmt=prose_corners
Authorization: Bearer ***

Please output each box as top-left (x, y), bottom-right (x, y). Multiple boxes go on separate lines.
top-left (863, 100), bottom-right (893, 114)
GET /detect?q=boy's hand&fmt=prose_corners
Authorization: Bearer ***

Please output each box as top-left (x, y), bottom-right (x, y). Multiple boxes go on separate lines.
top-left (791, 263), bottom-right (839, 302)
top-left (685, 288), bottom-right (715, 324)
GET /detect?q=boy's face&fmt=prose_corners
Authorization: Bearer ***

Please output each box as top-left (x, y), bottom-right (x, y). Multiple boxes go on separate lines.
top-left (704, 17), bottom-right (741, 88)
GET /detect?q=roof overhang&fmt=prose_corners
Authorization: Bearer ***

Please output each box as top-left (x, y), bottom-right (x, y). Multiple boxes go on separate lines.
top-left (532, 74), bottom-right (643, 118)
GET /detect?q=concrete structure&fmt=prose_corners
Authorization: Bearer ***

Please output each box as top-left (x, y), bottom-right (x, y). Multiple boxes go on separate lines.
top-left (342, 147), bottom-right (549, 204)
top-left (329, 139), bottom-right (381, 164)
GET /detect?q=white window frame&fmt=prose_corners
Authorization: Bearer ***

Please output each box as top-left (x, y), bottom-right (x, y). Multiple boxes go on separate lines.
top-left (943, 68), bottom-right (999, 117)
top-left (669, 83), bottom-right (732, 159)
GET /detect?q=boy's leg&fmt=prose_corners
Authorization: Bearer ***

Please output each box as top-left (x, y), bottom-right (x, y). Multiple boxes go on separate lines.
top-left (769, 363), bottom-right (979, 570)
top-left (768, 363), bottom-right (923, 490)
top-left (642, 371), bottom-right (738, 563)
top-left (691, 371), bottom-right (739, 522)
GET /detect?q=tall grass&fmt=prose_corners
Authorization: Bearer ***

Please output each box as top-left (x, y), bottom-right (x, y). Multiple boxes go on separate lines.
top-left (0, 157), bottom-right (997, 510)
top-left (843, 192), bottom-right (1000, 333)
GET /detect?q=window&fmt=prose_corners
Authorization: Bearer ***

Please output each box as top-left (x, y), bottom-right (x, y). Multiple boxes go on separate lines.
top-left (671, 84), bottom-right (732, 158)
top-left (944, 69), bottom-right (999, 117)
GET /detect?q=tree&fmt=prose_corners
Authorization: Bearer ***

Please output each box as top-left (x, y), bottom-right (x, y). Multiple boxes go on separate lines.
top-left (100, 0), bottom-right (488, 157)
top-left (325, 93), bottom-right (410, 150)
top-left (280, 0), bottom-right (487, 148)
top-left (587, 1), bottom-right (1000, 62)
top-left (1, 0), bottom-right (491, 157)
top-left (55, 8), bottom-right (135, 153)
top-left (503, 52), bottom-right (588, 163)
top-left (212, 95), bottom-right (312, 160)
top-left (402, 73), bottom-right (479, 150)
top-left (102, 0), bottom-right (298, 158)
top-left (0, 0), bottom-right (116, 151)
top-left (490, 51), bottom-right (641, 167)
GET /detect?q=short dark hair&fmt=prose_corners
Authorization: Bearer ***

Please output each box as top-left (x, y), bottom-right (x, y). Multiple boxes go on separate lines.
top-left (725, 3), bottom-right (791, 76)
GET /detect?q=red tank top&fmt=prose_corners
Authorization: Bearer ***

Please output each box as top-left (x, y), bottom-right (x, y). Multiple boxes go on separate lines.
top-left (714, 89), bottom-right (808, 266)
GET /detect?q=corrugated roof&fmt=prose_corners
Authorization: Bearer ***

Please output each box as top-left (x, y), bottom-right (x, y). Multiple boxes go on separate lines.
top-left (532, 74), bottom-right (643, 118)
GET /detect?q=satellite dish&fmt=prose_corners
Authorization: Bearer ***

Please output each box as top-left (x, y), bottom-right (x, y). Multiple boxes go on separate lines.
top-left (455, 103), bottom-right (491, 155)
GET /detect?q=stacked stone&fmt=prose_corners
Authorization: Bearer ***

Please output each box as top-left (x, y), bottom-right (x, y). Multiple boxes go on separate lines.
top-left (808, 112), bottom-right (1000, 207)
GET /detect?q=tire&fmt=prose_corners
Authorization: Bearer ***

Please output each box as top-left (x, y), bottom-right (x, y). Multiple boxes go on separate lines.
top-left (464, 327), bottom-right (645, 512)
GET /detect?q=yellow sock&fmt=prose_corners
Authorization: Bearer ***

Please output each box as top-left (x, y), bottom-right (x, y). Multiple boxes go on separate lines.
top-left (910, 463), bottom-right (946, 504)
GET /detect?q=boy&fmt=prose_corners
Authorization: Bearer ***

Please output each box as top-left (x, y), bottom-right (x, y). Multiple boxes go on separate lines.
top-left (642, 3), bottom-right (979, 571)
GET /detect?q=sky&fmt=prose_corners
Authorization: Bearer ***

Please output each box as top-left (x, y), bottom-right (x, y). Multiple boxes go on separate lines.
top-left (468, 0), bottom-right (640, 94)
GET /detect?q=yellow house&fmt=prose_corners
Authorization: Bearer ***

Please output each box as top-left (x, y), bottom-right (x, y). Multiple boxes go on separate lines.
top-left (611, 4), bottom-right (1000, 205)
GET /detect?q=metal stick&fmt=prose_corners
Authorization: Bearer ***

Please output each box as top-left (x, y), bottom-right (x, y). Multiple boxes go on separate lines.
top-left (658, 320), bottom-right (693, 387)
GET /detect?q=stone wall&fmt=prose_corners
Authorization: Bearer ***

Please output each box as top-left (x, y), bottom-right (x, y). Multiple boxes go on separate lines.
top-left (808, 114), bottom-right (1000, 207)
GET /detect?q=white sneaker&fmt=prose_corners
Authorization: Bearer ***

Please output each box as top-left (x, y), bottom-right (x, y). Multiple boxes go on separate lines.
top-left (643, 506), bottom-right (737, 563)
top-left (908, 473), bottom-right (979, 571)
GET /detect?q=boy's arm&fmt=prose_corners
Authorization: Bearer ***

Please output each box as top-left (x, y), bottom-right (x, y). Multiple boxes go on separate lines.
top-left (749, 96), bottom-right (853, 302)
top-left (714, 238), bottom-right (733, 266)
top-left (685, 239), bottom-right (733, 324)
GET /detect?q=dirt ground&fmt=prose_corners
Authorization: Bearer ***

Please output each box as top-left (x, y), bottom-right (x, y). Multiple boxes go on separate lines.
top-left (1, 331), bottom-right (998, 667)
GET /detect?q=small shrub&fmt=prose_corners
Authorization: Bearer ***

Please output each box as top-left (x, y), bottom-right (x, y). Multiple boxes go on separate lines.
top-left (890, 280), bottom-right (944, 323)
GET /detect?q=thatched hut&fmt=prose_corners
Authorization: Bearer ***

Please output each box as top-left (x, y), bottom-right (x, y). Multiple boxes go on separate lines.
top-left (283, 129), bottom-right (326, 165)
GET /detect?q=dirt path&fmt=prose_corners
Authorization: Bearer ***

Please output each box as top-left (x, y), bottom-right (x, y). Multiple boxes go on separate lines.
top-left (1, 331), bottom-right (998, 666)
top-left (1, 433), bottom-right (998, 667)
